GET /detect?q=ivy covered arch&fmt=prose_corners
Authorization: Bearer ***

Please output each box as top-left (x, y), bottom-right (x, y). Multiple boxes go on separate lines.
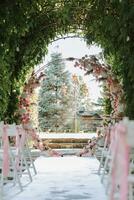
top-left (0, 0), bottom-right (134, 121)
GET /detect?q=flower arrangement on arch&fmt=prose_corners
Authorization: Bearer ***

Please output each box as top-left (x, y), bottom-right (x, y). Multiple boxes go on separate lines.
top-left (72, 54), bottom-right (125, 118)
top-left (18, 90), bottom-right (31, 124)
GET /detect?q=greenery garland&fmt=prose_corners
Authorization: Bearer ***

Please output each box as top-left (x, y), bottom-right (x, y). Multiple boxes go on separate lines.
top-left (0, 0), bottom-right (134, 121)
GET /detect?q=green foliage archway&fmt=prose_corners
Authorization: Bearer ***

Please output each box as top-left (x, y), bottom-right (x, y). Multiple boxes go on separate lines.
top-left (0, 0), bottom-right (134, 121)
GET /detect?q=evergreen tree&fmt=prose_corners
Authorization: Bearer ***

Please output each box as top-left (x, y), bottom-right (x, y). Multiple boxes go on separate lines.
top-left (38, 52), bottom-right (71, 132)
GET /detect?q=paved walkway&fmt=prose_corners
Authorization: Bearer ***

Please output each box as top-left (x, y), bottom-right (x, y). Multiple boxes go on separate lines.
top-left (4, 156), bottom-right (107, 200)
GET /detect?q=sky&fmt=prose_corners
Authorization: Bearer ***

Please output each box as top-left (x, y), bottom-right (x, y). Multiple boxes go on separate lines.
top-left (38, 37), bottom-right (102, 103)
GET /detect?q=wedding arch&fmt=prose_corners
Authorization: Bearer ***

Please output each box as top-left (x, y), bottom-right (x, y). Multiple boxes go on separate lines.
top-left (18, 51), bottom-right (125, 128)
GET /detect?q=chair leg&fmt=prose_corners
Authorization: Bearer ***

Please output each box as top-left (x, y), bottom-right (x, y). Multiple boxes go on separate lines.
top-left (101, 154), bottom-right (110, 183)
top-left (98, 151), bottom-right (106, 175)
top-left (10, 161), bottom-right (23, 191)
top-left (0, 189), bottom-right (3, 200)
top-left (98, 135), bottom-right (109, 175)
top-left (10, 151), bottom-right (23, 191)
top-left (0, 173), bottom-right (4, 197)
top-left (25, 140), bottom-right (37, 175)
top-left (14, 170), bottom-right (23, 192)
top-left (22, 153), bottom-right (32, 182)
top-left (29, 155), bottom-right (37, 175)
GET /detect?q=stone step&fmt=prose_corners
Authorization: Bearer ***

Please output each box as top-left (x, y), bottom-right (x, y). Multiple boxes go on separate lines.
top-left (48, 143), bottom-right (86, 149)
top-left (42, 138), bottom-right (89, 143)
top-left (42, 138), bottom-right (89, 149)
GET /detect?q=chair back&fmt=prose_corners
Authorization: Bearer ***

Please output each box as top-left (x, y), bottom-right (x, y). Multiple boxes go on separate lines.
top-left (0, 121), bottom-right (4, 136)
top-left (5, 123), bottom-right (17, 137)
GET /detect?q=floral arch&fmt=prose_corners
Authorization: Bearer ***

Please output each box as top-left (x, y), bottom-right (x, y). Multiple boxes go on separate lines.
top-left (18, 52), bottom-right (125, 128)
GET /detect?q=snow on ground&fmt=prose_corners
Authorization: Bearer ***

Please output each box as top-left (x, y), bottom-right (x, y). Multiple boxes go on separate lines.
top-left (39, 133), bottom-right (97, 139)
top-left (3, 156), bottom-right (107, 200)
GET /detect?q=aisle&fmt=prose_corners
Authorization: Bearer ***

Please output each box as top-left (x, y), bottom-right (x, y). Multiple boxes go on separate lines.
top-left (4, 156), bottom-right (107, 200)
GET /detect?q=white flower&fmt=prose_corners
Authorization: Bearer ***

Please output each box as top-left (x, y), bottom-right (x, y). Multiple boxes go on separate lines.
top-left (16, 47), bottom-right (20, 52)
top-left (126, 36), bottom-right (130, 42)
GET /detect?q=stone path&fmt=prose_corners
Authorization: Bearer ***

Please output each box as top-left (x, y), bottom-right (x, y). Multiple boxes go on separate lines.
top-left (4, 156), bottom-right (107, 200)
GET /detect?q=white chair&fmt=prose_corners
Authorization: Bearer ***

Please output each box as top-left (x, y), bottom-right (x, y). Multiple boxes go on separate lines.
top-left (0, 121), bottom-right (5, 198)
top-left (125, 120), bottom-right (134, 200)
top-left (105, 119), bottom-right (134, 200)
top-left (0, 122), bottom-right (23, 195)
top-left (0, 123), bottom-right (33, 194)
top-left (16, 125), bottom-right (37, 176)
top-left (98, 127), bottom-right (111, 175)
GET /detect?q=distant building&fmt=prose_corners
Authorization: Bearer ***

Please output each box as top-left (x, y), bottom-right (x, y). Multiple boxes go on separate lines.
top-left (77, 110), bottom-right (102, 132)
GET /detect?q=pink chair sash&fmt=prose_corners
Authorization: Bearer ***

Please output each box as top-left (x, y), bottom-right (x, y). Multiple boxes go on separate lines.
top-left (16, 126), bottom-right (26, 169)
top-left (110, 123), bottom-right (130, 200)
top-left (2, 126), bottom-right (10, 177)
top-left (118, 124), bottom-right (130, 200)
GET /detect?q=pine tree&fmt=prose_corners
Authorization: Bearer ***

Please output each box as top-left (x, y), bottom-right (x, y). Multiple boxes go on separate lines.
top-left (38, 52), bottom-right (71, 132)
